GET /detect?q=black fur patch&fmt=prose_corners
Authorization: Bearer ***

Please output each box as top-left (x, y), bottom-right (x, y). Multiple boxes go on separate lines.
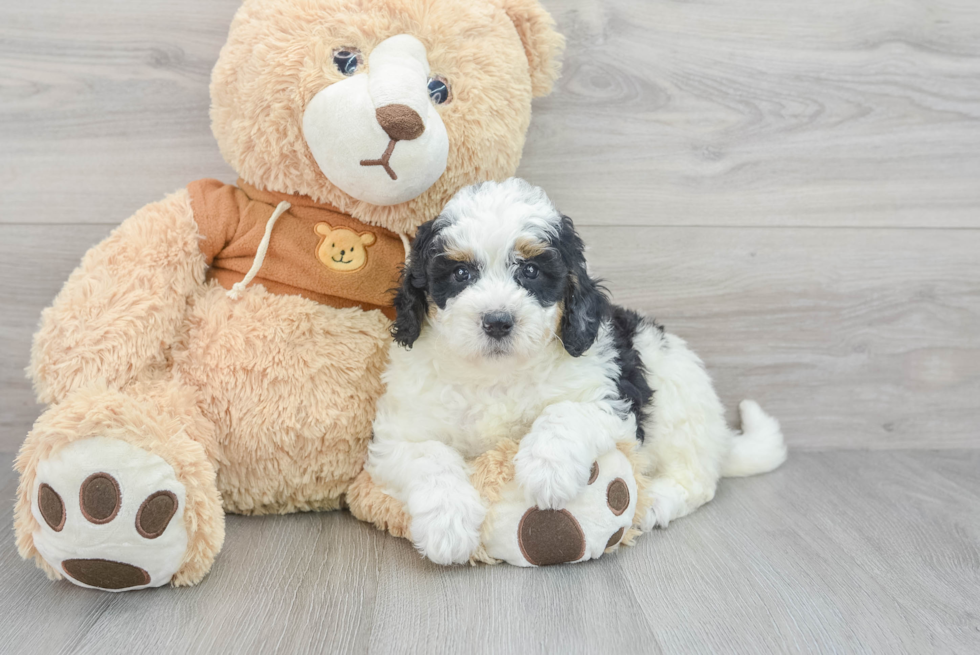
top-left (515, 249), bottom-right (567, 306)
top-left (553, 215), bottom-right (609, 357)
top-left (390, 216), bottom-right (482, 346)
top-left (391, 219), bottom-right (440, 348)
top-left (607, 306), bottom-right (656, 443)
top-left (428, 256), bottom-right (479, 309)
top-left (547, 214), bottom-right (654, 441)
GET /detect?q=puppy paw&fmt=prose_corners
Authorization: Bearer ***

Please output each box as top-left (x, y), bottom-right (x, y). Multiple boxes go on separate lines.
top-left (640, 478), bottom-right (689, 530)
top-left (514, 428), bottom-right (595, 509)
top-left (408, 482), bottom-right (486, 566)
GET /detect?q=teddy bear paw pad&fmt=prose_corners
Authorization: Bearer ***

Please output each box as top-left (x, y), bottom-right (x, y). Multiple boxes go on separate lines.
top-left (483, 448), bottom-right (637, 566)
top-left (30, 436), bottom-right (188, 591)
top-left (517, 508), bottom-right (586, 565)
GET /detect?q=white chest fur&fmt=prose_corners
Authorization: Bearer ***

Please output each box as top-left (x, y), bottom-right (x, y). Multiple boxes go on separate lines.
top-left (375, 329), bottom-right (622, 458)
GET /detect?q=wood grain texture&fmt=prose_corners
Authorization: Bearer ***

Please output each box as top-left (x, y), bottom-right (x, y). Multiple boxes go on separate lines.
top-left (3, 224), bottom-right (977, 453)
top-left (0, 225), bottom-right (113, 448)
top-left (1, 0), bottom-right (979, 227)
top-left (1, 1), bottom-right (979, 651)
top-left (520, 0), bottom-right (980, 228)
top-left (0, 0), bottom-right (239, 225)
top-left (2, 451), bottom-right (978, 654)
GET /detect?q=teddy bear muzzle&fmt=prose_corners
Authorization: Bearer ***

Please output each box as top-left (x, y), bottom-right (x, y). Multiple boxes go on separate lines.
top-left (303, 34), bottom-right (449, 206)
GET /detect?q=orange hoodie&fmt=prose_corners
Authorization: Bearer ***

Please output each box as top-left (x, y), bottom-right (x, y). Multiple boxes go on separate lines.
top-left (188, 179), bottom-right (406, 320)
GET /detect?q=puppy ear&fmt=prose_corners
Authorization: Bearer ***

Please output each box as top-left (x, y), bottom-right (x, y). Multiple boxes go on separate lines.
top-left (391, 220), bottom-right (438, 348)
top-left (557, 216), bottom-right (608, 357)
top-left (497, 0), bottom-right (566, 97)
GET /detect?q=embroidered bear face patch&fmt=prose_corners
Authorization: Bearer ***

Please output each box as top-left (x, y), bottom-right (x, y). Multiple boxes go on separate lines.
top-left (314, 222), bottom-right (377, 272)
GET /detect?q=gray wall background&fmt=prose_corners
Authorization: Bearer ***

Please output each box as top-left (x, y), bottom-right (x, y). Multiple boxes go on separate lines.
top-left (2, 0), bottom-right (978, 453)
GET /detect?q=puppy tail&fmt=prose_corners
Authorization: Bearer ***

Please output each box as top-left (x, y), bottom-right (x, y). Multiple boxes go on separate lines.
top-left (721, 400), bottom-right (787, 478)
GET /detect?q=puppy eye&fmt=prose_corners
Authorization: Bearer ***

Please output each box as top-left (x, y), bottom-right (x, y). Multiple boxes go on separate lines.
top-left (333, 48), bottom-right (363, 76)
top-left (427, 76), bottom-right (451, 104)
top-left (521, 263), bottom-right (539, 280)
top-left (453, 265), bottom-right (470, 282)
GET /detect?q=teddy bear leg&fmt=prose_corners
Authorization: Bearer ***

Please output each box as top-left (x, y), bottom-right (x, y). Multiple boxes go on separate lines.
top-left (481, 448), bottom-right (637, 567)
top-left (14, 381), bottom-right (224, 591)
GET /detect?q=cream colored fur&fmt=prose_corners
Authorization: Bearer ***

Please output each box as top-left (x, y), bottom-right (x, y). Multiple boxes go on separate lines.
top-left (211, 0), bottom-right (564, 235)
top-left (16, 0), bottom-right (564, 588)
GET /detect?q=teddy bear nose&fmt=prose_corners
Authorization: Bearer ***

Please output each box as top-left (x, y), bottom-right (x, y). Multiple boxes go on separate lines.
top-left (375, 104), bottom-right (425, 141)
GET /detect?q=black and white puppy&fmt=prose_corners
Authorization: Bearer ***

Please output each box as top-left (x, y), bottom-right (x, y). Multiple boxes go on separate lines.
top-left (367, 178), bottom-right (786, 565)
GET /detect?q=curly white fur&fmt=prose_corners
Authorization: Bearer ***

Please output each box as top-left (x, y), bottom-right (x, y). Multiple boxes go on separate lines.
top-left (367, 178), bottom-right (787, 564)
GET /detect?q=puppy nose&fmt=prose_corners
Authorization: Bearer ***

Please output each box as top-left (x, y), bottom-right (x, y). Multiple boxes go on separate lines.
top-left (375, 104), bottom-right (425, 141)
top-left (482, 312), bottom-right (514, 340)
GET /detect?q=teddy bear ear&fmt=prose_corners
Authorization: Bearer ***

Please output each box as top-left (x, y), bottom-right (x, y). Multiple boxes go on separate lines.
top-left (359, 231), bottom-right (377, 247)
top-left (314, 223), bottom-right (332, 237)
top-left (497, 0), bottom-right (566, 97)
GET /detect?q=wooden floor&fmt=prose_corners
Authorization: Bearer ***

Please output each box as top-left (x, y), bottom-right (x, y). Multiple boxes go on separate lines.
top-left (2, 451), bottom-right (979, 654)
top-left (1, 0), bottom-right (978, 653)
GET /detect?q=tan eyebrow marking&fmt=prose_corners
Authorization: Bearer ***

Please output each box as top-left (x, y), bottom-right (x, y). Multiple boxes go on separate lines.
top-left (443, 248), bottom-right (474, 262)
top-left (515, 237), bottom-right (548, 259)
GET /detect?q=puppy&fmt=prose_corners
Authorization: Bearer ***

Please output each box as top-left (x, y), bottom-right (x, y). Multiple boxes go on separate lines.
top-left (367, 178), bottom-right (787, 565)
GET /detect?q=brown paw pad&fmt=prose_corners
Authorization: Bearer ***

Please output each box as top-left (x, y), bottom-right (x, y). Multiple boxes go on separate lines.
top-left (62, 558), bottom-right (150, 590)
top-left (79, 472), bottom-right (121, 524)
top-left (606, 478), bottom-right (630, 516)
top-left (606, 527), bottom-right (625, 550)
top-left (136, 491), bottom-right (178, 539)
top-left (517, 508), bottom-right (586, 566)
top-left (587, 461), bottom-right (599, 485)
top-left (38, 483), bottom-right (66, 532)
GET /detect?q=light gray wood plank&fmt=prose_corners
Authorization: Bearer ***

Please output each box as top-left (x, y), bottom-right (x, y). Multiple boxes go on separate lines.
top-left (3, 451), bottom-right (978, 654)
top-left (367, 535), bottom-right (660, 655)
top-left (520, 0), bottom-right (980, 228)
top-left (0, 224), bottom-right (114, 452)
top-left (0, 0), bottom-right (239, 226)
top-left (4, 224), bottom-right (978, 453)
top-left (0, 458), bottom-right (384, 655)
top-left (617, 449), bottom-right (980, 655)
top-left (2, 0), bottom-right (979, 228)
top-left (578, 224), bottom-right (980, 451)
top-left (66, 513), bottom-right (385, 655)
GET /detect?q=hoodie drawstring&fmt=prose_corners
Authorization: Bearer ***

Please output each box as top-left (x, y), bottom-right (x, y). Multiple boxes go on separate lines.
top-left (227, 200), bottom-right (291, 300)
top-left (226, 200), bottom-right (411, 301)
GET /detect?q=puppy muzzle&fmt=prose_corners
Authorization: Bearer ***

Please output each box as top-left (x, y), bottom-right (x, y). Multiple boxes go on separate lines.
top-left (482, 311), bottom-right (515, 340)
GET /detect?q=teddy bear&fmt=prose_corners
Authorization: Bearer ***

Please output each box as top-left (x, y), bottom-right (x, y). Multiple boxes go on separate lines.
top-left (14, 0), bottom-right (641, 590)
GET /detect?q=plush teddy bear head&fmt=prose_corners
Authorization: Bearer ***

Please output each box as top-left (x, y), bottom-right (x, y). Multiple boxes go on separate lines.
top-left (210, 0), bottom-right (564, 235)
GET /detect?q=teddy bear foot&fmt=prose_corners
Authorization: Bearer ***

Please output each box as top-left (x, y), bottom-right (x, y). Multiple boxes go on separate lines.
top-left (30, 437), bottom-right (189, 591)
top-left (482, 448), bottom-right (637, 566)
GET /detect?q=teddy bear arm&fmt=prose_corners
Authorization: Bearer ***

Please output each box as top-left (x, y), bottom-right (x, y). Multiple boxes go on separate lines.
top-left (30, 189), bottom-right (208, 405)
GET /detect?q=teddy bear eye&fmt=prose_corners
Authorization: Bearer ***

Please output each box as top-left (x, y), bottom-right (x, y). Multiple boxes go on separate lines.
top-left (333, 48), bottom-right (362, 76)
top-left (427, 76), bottom-right (451, 104)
